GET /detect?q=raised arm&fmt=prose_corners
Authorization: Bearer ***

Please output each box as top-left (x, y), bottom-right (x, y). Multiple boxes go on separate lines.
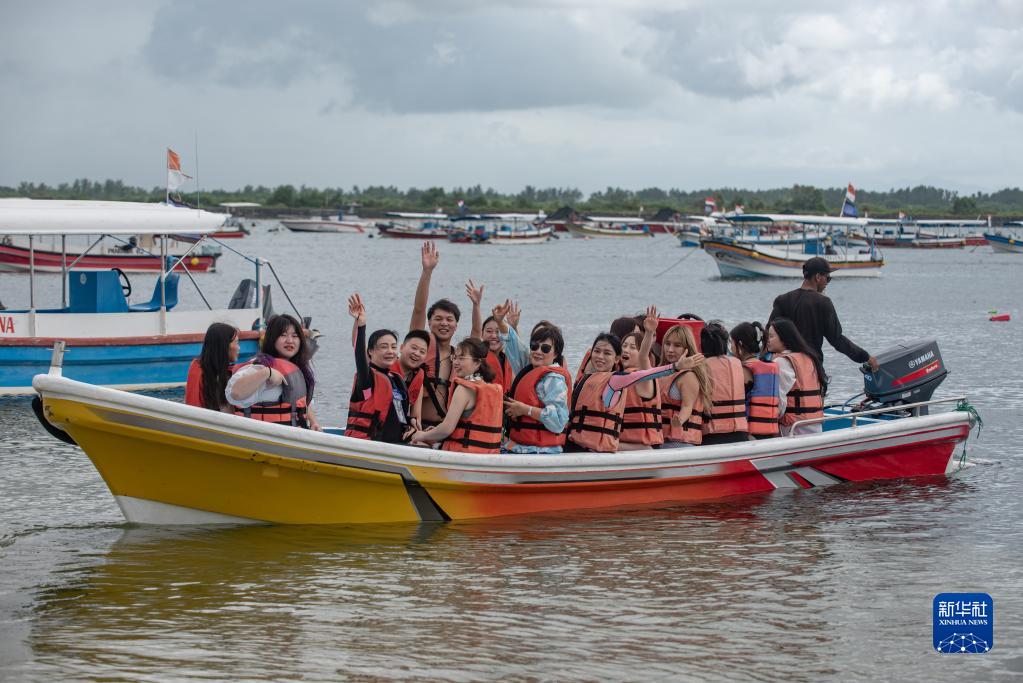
top-left (347, 293), bottom-right (373, 392)
top-left (639, 305), bottom-right (657, 371)
top-left (410, 241), bottom-right (439, 331)
top-left (466, 279), bottom-right (484, 340)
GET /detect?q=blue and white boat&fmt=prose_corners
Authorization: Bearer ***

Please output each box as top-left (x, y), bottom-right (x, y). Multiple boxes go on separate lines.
top-left (984, 222), bottom-right (1023, 253)
top-left (0, 199), bottom-right (266, 395)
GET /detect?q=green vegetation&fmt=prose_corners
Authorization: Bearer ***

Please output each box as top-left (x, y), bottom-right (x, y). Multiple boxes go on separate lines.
top-left (3, 178), bottom-right (1022, 218)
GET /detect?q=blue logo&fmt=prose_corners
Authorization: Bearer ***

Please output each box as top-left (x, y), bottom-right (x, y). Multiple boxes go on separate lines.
top-left (933, 593), bottom-right (993, 653)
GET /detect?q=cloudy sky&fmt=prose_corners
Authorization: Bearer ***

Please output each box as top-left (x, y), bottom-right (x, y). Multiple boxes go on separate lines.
top-left (2, 0), bottom-right (1021, 193)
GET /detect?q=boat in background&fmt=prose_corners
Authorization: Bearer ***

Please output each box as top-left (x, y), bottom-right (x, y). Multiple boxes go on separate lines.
top-left (376, 212), bottom-right (451, 239)
top-left (280, 211), bottom-right (371, 233)
top-left (702, 214), bottom-right (884, 278)
top-left (566, 216), bottom-right (652, 238)
top-left (862, 220), bottom-right (966, 249)
top-left (0, 199), bottom-right (276, 395)
top-left (984, 222), bottom-right (1023, 253)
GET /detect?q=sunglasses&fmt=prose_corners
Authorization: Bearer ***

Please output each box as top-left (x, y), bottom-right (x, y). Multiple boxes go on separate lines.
top-left (825, 274), bottom-right (833, 283)
top-left (530, 341), bottom-right (554, 354)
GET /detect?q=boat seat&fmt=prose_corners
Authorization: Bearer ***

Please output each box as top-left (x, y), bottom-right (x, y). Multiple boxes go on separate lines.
top-left (129, 273), bottom-right (180, 312)
top-left (67, 271), bottom-right (129, 313)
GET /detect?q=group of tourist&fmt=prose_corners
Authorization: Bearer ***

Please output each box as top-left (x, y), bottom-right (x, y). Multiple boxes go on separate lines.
top-left (185, 245), bottom-right (877, 454)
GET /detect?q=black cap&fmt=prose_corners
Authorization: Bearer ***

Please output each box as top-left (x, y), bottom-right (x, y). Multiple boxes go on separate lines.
top-left (802, 256), bottom-right (834, 278)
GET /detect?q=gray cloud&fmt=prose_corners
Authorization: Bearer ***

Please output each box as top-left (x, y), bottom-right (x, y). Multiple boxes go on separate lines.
top-left (142, 0), bottom-right (662, 113)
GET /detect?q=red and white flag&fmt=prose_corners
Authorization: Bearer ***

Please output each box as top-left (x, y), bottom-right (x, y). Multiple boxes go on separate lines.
top-left (166, 148), bottom-right (192, 193)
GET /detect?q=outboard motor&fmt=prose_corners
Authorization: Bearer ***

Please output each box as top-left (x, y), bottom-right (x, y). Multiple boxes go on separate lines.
top-left (860, 339), bottom-right (947, 414)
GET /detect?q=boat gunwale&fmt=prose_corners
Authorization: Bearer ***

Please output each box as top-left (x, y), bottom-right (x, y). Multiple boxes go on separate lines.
top-left (33, 374), bottom-right (972, 477)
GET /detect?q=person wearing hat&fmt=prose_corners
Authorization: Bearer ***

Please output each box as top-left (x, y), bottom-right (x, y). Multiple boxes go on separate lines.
top-left (768, 257), bottom-right (879, 375)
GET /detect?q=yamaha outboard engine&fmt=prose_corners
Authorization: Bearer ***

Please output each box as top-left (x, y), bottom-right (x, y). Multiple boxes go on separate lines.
top-left (860, 339), bottom-right (947, 414)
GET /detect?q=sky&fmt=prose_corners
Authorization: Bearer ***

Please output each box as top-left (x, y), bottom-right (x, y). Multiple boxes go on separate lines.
top-left (2, 0), bottom-right (1022, 194)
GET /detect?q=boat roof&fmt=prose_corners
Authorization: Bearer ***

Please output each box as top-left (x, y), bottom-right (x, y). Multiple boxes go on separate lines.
top-left (218, 201), bottom-right (262, 208)
top-left (585, 216), bottom-right (646, 224)
top-left (0, 199), bottom-right (227, 235)
top-left (914, 219), bottom-right (986, 227)
top-left (728, 213), bottom-right (867, 227)
top-left (385, 211), bottom-right (449, 219)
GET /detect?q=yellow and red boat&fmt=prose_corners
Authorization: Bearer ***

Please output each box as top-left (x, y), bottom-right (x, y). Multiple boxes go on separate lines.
top-left (32, 372), bottom-right (977, 526)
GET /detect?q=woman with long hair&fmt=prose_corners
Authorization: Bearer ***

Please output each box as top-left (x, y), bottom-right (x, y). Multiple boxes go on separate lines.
top-left (730, 321), bottom-right (781, 439)
top-left (658, 324), bottom-right (713, 448)
top-left (765, 318), bottom-right (827, 436)
top-left (699, 321), bottom-right (750, 445)
top-left (409, 337), bottom-right (504, 453)
top-left (564, 308), bottom-right (699, 453)
top-left (226, 313), bottom-right (321, 430)
top-left (185, 322), bottom-right (240, 412)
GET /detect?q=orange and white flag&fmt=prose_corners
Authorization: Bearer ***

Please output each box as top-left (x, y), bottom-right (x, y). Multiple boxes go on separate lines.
top-left (166, 148), bottom-right (192, 192)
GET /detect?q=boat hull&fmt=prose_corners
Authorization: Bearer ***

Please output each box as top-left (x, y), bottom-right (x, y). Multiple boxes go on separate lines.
top-left (701, 239), bottom-right (883, 278)
top-left (0, 243), bottom-right (219, 273)
top-left (280, 220), bottom-right (366, 233)
top-left (566, 222), bottom-right (653, 238)
top-left (984, 233), bottom-right (1023, 253)
top-left (33, 375), bottom-right (973, 525)
top-left (2, 332), bottom-right (259, 395)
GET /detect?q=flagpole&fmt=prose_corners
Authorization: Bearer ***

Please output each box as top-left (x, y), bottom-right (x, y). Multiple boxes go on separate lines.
top-left (194, 131), bottom-right (200, 212)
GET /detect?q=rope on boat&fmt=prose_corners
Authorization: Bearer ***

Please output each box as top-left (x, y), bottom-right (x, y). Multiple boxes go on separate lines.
top-left (654, 244), bottom-right (700, 278)
top-left (954, 399), bottom-right (984, 470)
top-left (264, 260), bottom-right (304, 323)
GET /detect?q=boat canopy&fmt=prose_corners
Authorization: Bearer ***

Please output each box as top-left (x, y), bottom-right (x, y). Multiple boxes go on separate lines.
top-left (585, 216), bottom-right (646, 224)
top-left (384, 211), bottom-right (449, 219)
top-left (728, 213), bottom-right (868, 227)
top-left (914, 219), bottom-right (987, 227)
top-left (0, 199), bottom-right (227, 235)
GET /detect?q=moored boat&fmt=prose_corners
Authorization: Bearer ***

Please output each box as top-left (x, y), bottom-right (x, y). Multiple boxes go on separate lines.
top-left (279, 213), bottom-right (370, 233)
top-left (984, 225), bottom-right (1023, 253)
top-left (0, 199), bottom-right (272, 395)
top-left (566, 218), bottom-right (653, 238)
top-left (31, 371), bottom-right (977, 525)
top-left (703, 214), bottom-right (884, 278)
top-left (376, 212), bottom-right (451, 239)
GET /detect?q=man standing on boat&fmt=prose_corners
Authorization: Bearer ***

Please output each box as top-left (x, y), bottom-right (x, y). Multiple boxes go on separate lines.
top-left (410, 242), bottom-right (460, 429)
top-left (769, 257), bottom-right (879, 378)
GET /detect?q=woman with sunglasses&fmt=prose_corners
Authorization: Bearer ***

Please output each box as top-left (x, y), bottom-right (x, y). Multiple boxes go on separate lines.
top-left (765, 318), bottom-right (827, 436)
top-left (491, 301), bottom-right (572, 454)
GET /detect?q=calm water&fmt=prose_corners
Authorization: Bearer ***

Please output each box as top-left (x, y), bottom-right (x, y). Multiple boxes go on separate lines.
top-left (1, 226), bottom-right (1022, 680)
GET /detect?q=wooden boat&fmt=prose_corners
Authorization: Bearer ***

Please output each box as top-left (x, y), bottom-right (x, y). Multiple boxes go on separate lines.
top-left (0, 199), bottom-right (266, 395)
top-left (32, 373), bottom-right (976, 525)
top-left (490, 223), bottom-right (553, 244)
top-left (703, 214), bottom-right (884, 278)
top-left (566, 219), bottom-right (653, 238)
top-left (376, 212), bottom-right (451, 239)
top-left (984, 226), bottom-right (1023, 253)
top-left (279, 214), bottom-right (370, 233)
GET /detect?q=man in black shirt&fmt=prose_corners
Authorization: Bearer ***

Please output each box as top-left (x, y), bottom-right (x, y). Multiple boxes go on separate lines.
top-left (769, 257), bottom-right (879, 375)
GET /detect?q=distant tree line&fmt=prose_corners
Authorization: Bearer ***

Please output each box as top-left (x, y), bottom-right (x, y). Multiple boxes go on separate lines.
top-left (2, 178), bottom-right (1021, 218)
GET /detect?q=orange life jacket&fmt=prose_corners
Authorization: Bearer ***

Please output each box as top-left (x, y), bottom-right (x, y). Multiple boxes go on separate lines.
top-left (778, 351), bottom-right (824, 427)
top-left (391, 360), bottom-right (425, 406)
top-left (442, 377), bottom-right (505, 453)
top-left (619, 383), bottom-right (664, 447)
top-left (743, 359), bottom-right (781, 436)
top-left (507, 365), bottom-right (573, 449)
top-left (421, 335), bottom-right (451, 419)
top-left (703, 356), bottom-right (749, 436)
top-left (345, 367), bottom-right (402, 440)
top-left (567, 372), bottom-right (626, 452)
top-left (185, 358), bottom-right (203, 408)
top-left (658, 372), bottom-right (704, 445)
top-left (485, 349), bottom-right (514, 395)
top-left (233, 358), bottom-right (309, 428)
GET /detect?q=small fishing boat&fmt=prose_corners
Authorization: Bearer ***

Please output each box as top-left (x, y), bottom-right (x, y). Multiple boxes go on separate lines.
top-left (376, 212), bottom-right (451, 239)
top-left (702, 214), bottom-right (883, 278)
top-left (566, 218), bottom-right (653, 238)
top-left (211, 215), bottom-right (250, 239)
top-left (0, 199), bottom-right (281, 395)
top-left (30, 336), bottom-right (977, 525)
top-left (490, 222), bottom-right (553, 244)
top-left (279, 212), bottom-right (370, 233)
top-left (863, 221), bottom-right (965, 249)
top-left (455, 214), bottom-right (553, 245)
top-left (984, 223), bottom-right (1023, 253)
